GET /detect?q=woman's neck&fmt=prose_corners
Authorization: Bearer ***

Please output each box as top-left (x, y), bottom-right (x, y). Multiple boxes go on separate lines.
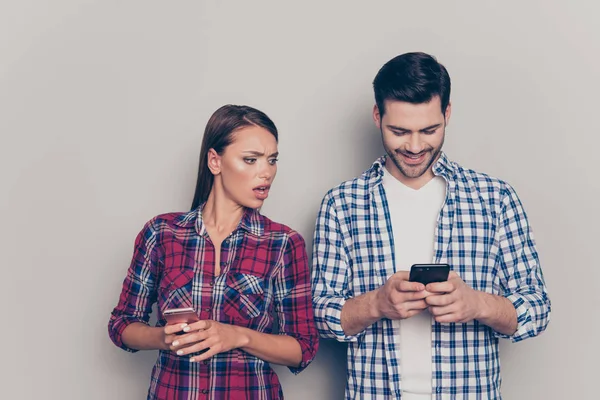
top-left (202, 186), bottom-right (245, 235)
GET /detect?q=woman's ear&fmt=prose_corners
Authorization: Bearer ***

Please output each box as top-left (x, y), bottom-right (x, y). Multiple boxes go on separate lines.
top-left (207, 148), bottom-right (222, 175)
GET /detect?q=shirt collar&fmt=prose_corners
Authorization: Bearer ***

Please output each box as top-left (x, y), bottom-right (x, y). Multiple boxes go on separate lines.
top-left (174, 204), bottom-right (264, 237)
top-left (366, 151), bottom-right (455, 191)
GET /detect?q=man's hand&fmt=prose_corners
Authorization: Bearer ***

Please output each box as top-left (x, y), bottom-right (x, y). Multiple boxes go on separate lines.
top-left (375, 271), bottom-right (430, 320)
top-left (425, 271), bottom-right (482, 323)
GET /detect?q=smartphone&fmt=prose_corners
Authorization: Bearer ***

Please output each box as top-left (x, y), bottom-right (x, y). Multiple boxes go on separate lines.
top-left (409, 263), bottom-right (450, 285)
top-left (163, 307), bottom-right (207, 354)
top-left (163, 307), bottom-right (200, 325)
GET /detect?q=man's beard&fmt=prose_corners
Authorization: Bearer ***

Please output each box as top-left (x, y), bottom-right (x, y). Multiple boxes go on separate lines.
top-left (383, 129), bottom-right (444, 179)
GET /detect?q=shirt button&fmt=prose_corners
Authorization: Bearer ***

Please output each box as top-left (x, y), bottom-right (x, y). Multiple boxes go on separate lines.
top-left (201, 389), bottom-right (209, 394)
top-left (204, 307), bottom-right (211, 312)
top-left (436, 387), bottom-right (442, 393)
top-left (209, 280), bottom-right (214, 286)
top-left (203, 360), bottom-right (209, 365)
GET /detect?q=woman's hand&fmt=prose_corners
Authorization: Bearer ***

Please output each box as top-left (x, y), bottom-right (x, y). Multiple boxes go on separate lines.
top-left (168, 320), bottom-right (249, 361)
top-left (162, 323), bottom-right (192, 351)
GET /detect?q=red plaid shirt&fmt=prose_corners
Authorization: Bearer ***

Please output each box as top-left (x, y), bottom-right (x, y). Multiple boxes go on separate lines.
top-left (109, 206), bottom-right (318, 399)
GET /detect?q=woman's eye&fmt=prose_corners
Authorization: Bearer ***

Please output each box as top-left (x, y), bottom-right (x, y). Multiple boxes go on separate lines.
top-left (269, 158), bottom-right (279, 165)
top-left (244, 158), bottom-right (257, 164)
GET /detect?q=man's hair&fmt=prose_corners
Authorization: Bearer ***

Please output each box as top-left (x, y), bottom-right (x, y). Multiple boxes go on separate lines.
top-left (373, 52), bottom-right (451, 116)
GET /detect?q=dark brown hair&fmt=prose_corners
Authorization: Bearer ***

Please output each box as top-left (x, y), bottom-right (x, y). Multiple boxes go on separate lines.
top-left (190, 105), bottom-right (278, 210)
top-left (373, 52), bottom-right (451, 116)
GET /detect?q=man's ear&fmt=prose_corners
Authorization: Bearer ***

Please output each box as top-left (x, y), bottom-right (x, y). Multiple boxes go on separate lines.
top-left (207, 148), bottom-right (221, 175)
top-left (444, 101), bottom-right (452, 126)
top-left (373, 104), bottom-right (382, 129)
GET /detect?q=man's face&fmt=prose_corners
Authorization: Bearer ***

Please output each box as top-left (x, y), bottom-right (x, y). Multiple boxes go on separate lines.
top-left (374, 96), bottom-right (451, 189)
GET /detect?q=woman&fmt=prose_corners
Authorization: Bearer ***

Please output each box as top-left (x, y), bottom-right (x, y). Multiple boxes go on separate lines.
top-left (108, 105), bottom-right (319, 399)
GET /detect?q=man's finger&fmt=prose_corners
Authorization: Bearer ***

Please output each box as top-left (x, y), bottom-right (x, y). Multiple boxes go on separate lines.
top-left (397, 279), bottom-right (425, 292)
top-left (428, 304), bottom-right (454, 317)
top-left (391, 271), bottom-right (410, 281)
top-left (404, 299), bottom-right (428, 311)
top-left (425, 294), bottom-right (452, 307)
top-left (406, 290), bottom-right (431, 301)
top-left (433, 312), bottom-right (462, 324)
top-left (426, 281), bottom-right (454, 293)
top-left (402, 309), bottom-right (426, 319)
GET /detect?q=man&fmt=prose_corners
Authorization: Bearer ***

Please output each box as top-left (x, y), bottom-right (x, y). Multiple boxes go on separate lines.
top-left (311, 52), bottom-right (550, 399)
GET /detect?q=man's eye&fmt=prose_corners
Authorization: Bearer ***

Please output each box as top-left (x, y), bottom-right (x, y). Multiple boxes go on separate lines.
top-left (423, 130), bottom-right (436, 135)
top-left (244, 158), bottom-right (257, 164)
top-left (269, 158), bottom-right (279, 165)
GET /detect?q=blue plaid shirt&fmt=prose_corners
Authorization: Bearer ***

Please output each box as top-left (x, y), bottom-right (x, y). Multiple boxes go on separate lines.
top-left (311, 153), bottom-right (551, 399)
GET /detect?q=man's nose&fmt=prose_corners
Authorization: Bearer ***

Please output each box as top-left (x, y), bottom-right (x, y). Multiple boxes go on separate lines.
top-left (407, 132), bottom-right (424, 153)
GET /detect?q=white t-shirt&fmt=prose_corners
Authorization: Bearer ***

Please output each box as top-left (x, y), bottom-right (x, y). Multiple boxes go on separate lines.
top-left (382, 167), bottom-right (446, 400)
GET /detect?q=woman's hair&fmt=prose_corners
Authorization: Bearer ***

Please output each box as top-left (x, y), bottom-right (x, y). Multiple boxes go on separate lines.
top-left (190, 104), bottom-right (279, 210)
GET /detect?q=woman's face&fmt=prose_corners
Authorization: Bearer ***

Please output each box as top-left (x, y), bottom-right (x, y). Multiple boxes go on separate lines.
top-left (212, 125), bottom-right (278, 209)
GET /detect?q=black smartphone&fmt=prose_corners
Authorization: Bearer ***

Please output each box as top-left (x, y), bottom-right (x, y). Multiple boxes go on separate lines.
top-left (409, 264), bottom-right (450, 285)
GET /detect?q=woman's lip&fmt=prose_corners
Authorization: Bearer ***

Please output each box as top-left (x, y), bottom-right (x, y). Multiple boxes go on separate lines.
top-left (253, 187), bottom-right (270, 200)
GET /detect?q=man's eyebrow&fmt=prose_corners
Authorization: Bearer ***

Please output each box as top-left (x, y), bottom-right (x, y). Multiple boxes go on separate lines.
top-left (387, 123), bottom-right (442, 132)
top-left (419, 123), bottom-right (442, 132)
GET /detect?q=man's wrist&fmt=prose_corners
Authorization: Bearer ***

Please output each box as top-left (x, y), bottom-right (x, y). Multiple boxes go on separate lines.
top-left (369, 288), bottom-right (384, 320)
top-left (473, 290), bottom-right (489, 321)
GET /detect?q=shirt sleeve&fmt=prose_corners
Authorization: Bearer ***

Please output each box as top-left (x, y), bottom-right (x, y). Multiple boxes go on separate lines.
top-left (108, 219), bottom-right (160, 352)
top-left (311, 193), bottom-right (364, 342)
top-left (494, 184), bottom-right (551, 342)
top-left (273, 231), bottom-right (319, 374)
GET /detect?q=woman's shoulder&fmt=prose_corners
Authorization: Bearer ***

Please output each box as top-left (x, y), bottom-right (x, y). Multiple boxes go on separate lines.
top-left (141, 209), bottom-right (198, 232)
top-left (258, 214), bottom-right (304, 242)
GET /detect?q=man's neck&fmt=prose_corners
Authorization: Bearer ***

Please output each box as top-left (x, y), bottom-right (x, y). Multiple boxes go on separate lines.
top-left (384, 159), bottom-right (436, 190)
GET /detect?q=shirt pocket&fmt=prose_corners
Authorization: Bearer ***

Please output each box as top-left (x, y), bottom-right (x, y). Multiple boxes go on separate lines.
top-left (158, 268), bottom-right (194, 312)
top-left (222, 272), bottom-right (265, 320)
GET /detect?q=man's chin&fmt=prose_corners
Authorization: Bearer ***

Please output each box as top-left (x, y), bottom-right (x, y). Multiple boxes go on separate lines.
top-left (401, 168), bottom-right (428, 179)
top-left (396, 159), bottom-right (431, 178)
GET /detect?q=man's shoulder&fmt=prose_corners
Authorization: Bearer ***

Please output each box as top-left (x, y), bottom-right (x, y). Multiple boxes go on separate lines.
top-left (451, 161), bottom-right (518, 203)
top-left (322, 158), bottom-right (384, 204)
top-left (321, 173), bottom-right (377, 212)
top-left (326, 175), bottom-right (371, 197)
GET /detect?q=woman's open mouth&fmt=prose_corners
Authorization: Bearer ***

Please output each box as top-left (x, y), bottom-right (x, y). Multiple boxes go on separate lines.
top-left (253, 185), bottom-right (271, 200)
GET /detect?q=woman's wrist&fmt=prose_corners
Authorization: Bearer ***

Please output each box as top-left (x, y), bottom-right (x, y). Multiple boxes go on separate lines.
top-left (233, 325), bottom-right (252, 350)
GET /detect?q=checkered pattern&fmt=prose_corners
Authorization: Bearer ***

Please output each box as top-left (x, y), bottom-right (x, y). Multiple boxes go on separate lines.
top-left (109, 207), bottom-right (318, 399)
top-left (311, 152), bottom-right (551, 399)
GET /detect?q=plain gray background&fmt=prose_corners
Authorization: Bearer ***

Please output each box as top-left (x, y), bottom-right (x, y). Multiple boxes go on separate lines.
top-left (1, 1), bottom-right (597, 399)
